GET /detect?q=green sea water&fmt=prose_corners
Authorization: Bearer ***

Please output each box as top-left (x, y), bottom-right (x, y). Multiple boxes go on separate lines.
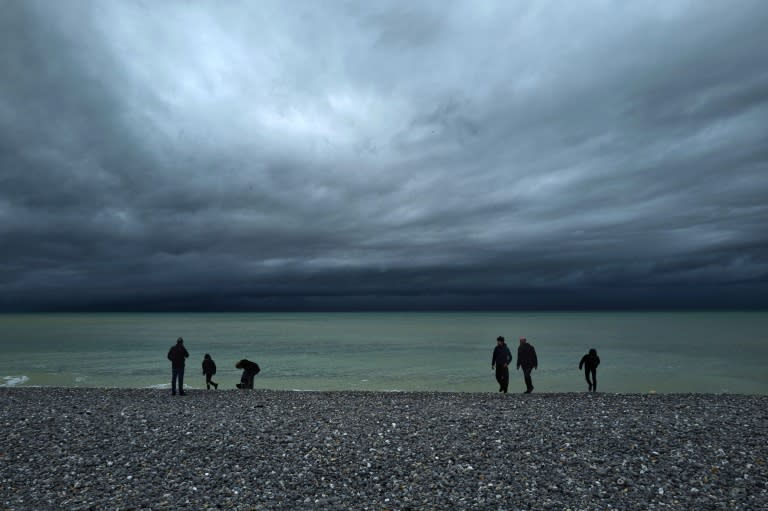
top-left (0, 312), bottom-right (765, 394)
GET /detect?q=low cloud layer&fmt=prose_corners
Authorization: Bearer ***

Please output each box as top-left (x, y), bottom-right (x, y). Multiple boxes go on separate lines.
top-left (2, 1), bottom-right (767, 310)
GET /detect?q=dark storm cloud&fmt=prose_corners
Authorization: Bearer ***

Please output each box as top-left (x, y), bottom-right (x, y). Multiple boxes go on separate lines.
top-left (1, 0), bottom-right (767, 311)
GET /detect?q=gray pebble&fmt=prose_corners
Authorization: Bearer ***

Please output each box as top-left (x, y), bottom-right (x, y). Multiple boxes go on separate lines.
top-left (1, 388), bottom-right (766, 510)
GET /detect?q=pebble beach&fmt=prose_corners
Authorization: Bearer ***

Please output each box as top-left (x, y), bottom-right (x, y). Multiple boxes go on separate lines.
top-left (1, 388), bottom-right (766, 510)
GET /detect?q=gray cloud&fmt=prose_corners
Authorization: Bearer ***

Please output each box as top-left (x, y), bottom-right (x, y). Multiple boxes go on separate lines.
top-left (1, 0), bottom-right (767, 311)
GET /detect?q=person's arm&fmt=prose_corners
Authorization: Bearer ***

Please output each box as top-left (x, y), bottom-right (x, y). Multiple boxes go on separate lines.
top-left (596, 356), bottom-right (600, 367)
top-left (167, 349), bottom-right (173, 361)
top-left (579, 355), bottom-right (585, 370)
top-left (491, 349), bottom-right (495, 369)
top-left (505, 347), bottom-right (512, 367)
top-left (516, 348), bottom-right (521, 370)
top-left (183, 347), bottom-right (189, 358)
top-left (532, 347), bottom-right (538, 369)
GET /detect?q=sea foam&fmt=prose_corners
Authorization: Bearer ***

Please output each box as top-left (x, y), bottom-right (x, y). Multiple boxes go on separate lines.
top-left (1, 375), bottom-right (30, 387)
top-left (146, 383), bottom-right (192, 389)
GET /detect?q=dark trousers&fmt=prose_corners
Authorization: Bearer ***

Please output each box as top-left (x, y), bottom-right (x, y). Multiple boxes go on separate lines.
top-left (238, 370), bottom-right (256, 389)
top-left (584, 368), bottom-right (597, 391)
top-left (205, 374), bottom-right (217, 389)
top-left (171, 367), bottom-right (185, 395)
top-left (522, 366), bottom-right (534, 392)
top-left (495, 366), bottom-right (509, 392)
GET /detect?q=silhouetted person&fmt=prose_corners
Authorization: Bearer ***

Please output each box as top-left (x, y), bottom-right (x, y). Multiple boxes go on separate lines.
top-left (167, 337), bottom-right (189, 396)
top-left (516, 337), bottom-right (538, 393)
top-left (491, 336), bottom-right (512, 393)
top-left (202, 353), bottom-right (218, 390)
top-left (235, 359), bottom-right (260, 389)
top-left (579, 348), bottom-right (601, 392)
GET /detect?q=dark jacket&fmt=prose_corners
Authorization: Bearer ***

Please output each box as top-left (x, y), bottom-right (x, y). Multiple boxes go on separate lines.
top-left (237, 359), bottom-right (260, 375)
top-left (579, 353), bottom-right (600, 371)
top-left (492, 344), bottom-right (512, 368)
top-left (202, 358), bottom-right (217, 376)
top-left (517, 343), bottom-right (538, 369)
top-left (167, 344), bottom-right (189, 369)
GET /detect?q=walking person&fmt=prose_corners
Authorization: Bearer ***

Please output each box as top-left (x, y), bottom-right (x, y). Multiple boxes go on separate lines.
top-left (579, 348), bottom-right (601, 392)
top-left (235, 359), bottom-right (260, 389)
top-left (516, 337), bottom-right (538, 393)
top-left (202, 353), bottom-right (219, 390)
top-left (491, 336), bottom-right (512, 393)
top-left (167, 337), bottom-right (189, 396)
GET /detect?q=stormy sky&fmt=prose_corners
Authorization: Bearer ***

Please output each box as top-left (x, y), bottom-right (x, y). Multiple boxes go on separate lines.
top-left (1, 1), bottom-right (767, 311)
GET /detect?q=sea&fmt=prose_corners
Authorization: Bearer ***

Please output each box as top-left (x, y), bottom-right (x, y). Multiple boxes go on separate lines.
top-left (0, 312), bottom-right (766, 394)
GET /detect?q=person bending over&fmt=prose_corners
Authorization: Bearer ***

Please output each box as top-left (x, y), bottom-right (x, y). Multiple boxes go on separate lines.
top-left (235, 359), bottom-right (260, 389)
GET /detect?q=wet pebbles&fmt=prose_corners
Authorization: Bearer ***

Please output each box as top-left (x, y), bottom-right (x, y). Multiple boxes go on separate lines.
top-left (1, 388), bottom-right (766, 510)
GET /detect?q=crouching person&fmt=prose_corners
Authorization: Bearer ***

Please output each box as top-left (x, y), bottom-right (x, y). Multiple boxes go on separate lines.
top-left (235, 359), bottom-right (260, 389)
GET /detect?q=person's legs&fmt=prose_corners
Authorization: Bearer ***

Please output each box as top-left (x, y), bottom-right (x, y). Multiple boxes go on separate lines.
top-left (523, 367), bottom-right (534, 393)
top-left (172, 367), bottom-right (184, 395)
top-left (206, 374), bottom-right (211, 390)
top-left (584, 368), bottom-right (592, 391)
top-left (237, 371), bottom-right (248, 389)
top-left (500, 367), bottom-right (509, 393)
top-left (246, 370), bottom-right (255, 389)
top-left (495, 367), bottom-right (504, 391)
top-left (590, 368), bottom-right (597, 392)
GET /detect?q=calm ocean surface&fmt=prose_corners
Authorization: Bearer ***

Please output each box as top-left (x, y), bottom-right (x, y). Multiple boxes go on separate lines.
top-left (0, 312), bottom-right (765, 394)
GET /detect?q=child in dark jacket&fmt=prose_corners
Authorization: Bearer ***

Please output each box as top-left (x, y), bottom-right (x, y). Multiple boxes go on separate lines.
top-left (202, 354), bottom-right (218, 390)
top-left (579, 348), bottom-right (601, 392)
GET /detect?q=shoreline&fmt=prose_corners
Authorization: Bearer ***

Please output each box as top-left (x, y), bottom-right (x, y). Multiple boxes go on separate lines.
top-left (2, 388), bottom-right (767, 510)
top-left (2, 382), bottom-right (767, 396)
top-left (3, 386), bottom-right (768, 397)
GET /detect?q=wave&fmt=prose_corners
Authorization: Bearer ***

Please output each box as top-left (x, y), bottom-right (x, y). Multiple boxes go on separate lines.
top-left (1, 375), bottom-right (30, 387)
top-left (145, 383), bottom-right (193, 389)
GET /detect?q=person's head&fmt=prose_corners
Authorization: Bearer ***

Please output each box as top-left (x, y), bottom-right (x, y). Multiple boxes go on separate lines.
top-left (176, 337), bottom-right (184, 344)
top-left (589, 348), bottom-right (597, 356)
top-left (204, 353), bottom-right (211, 360)
top-left (519, 337), bottom-right (527, 345)
top-left (496, 336), bottom-right (505, 345)
top-left (235, 359), bottom-right (246, 369)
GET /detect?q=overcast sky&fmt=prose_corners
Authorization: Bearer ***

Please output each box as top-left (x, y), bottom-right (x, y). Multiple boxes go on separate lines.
top-left (1, 1), bottom-right (767, 311)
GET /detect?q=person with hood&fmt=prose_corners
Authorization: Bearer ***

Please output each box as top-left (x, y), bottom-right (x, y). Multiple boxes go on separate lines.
top-left (491, 336), bottom-right (513, 393)
top-left (579, 348), bottom-right (601, 392)
top-left (202, 353), bottom-right (218, 390)
top-left (516, 337), bottom-right (538, 393)
top-left (167, 337), bottom-right (189, 396)
top-left (235, 359), bottom-right (260, 389)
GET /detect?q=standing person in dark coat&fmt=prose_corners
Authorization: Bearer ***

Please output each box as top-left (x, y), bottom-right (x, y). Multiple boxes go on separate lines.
top-left (579, 348), bottom-right (601, 392)
top-left (202, 353), bottom-right (218, 390)
top-left (235, 359), bottom-right (260, 389)
top-left (516, 337), bottom-right (538, 393)
top-left (167, 337), bottom-right (189, 396)
top-left (491, 336), bottom-right (513, 393)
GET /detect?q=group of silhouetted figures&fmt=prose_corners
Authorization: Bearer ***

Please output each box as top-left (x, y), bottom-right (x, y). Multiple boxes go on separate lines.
top-left (492, 336), bottom-right (601, 393)
top-left (167, 335), bottom-right (601, 396)
top-left (166, 337), bottom-right (260, 395)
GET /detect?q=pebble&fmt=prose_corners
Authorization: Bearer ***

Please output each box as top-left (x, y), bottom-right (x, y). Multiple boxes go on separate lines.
top-left (0, 388), bottom-right (766, 510)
